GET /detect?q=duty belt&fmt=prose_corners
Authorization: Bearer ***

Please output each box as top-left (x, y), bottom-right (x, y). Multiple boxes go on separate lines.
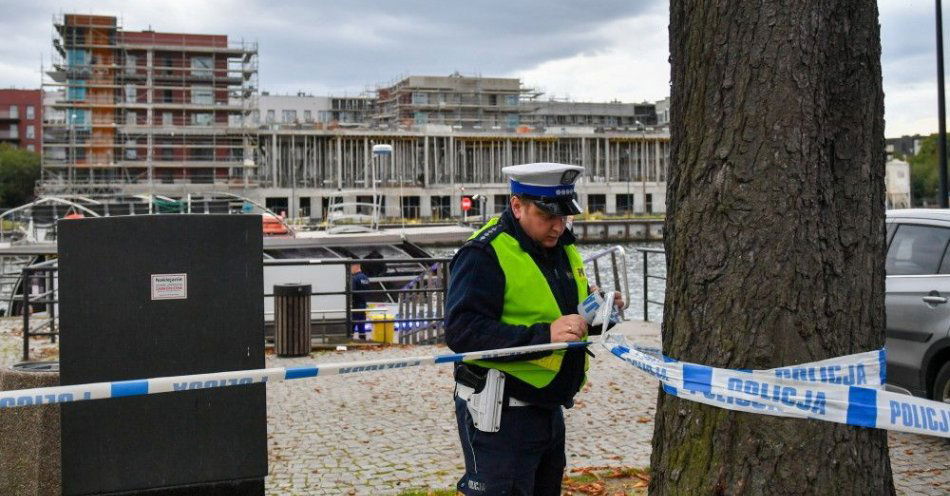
top-left (455, 382), bottom-right (533, 407)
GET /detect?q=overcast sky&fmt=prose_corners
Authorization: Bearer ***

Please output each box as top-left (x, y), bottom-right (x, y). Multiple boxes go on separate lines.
top-left (0, 0), bottom-right (941, 137)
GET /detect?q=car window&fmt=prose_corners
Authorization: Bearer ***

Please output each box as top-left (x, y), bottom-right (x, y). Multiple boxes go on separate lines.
top-left (940, 242), bottom-right (950, 274)
top-left (886, 224), bottom-right (950, 275)
top-left (886, 222), bottom-right (896, 246)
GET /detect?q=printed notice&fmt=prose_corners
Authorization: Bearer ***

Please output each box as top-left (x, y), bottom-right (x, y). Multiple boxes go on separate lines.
top-left (151, 274), bottom-right (187, 300)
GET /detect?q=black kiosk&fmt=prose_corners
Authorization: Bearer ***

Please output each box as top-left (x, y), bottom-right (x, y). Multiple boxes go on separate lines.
top-left (58, 215), bottom-right (267, 495)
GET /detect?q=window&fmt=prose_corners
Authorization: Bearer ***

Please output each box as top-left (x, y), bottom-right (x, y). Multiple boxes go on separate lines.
top-left (191, 113), bottom-right (213, 126)
top-left (251, 110), bottom-right (260, 124)
top-left (66, 49), bottom-right (87, 66)
top-left (126, 111), bottom-right (138, 125)
top-left (125, 140), bottom-right (137, 160)
top-left (282, 110), bottom-right (297, 123)
top-left (431, 196), bottom-right (450, 220)
top-left (191, 56), bottom-right (212, 77)
top-left (505, 95), bottom-right (519, 106)
top-left (506, 114), bottom-right (519, 128)
top-left (26, 125), bottom-right (34, 139)
top-left (67, 82), bottom-right (86, 101)
top-left (616, 194), bottom-right (634, 215)
top-left (303, 110), bottom-right (312, 122)
top-left (162, 112), bottom-right (173, 126)
top-left (412, 92), bottom-right (429, 105)
top-left (163, 89), bottom-right (174, 103)
top-left (494, 194), bottom-right (509, 214)
top-left (356, 195), bottom-right (375, 215)
top-left (588, 194), bottom-right (606, 214)
top-left (7, 124), bottom-right (16, 138)
top-left (646, 193), bottom-right (654, 213)
top-left (191, 86), bottom-right (213, 105)
top-left (26, 106), bottom-right (35, 120)
top-left (885, 225), bottom-right (950, 275)
top-left (401, 196), bottom-right (420, 219)
top-left (266, 110), bottom-right (275, 124)
top-left (67, 109), bottom-right (88, 126)
top-left (125, 54), bottom-right (137, 75)
top-left (124, 84), bottom-right (136, 103)
top-left (414, 112), bottom-right (428, 124)
top-left (8, 105), bottom-right (17, 119)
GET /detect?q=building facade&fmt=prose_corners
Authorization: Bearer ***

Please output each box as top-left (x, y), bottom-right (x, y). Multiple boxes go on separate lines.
top-left (253, 129), bottom-right (670, 219)
top-left (0, 89), bottom-right (43, 151)
top-left (533, 100), bottom-right (657, 132)
top-left (374, 74), bottom-right (537, 130)
top-left (41, 14), bottom-right (258, 193)
top-left (254, 94), bottom-right (374, 127)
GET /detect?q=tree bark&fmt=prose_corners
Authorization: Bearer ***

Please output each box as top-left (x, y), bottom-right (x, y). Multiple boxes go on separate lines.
top-left (652, 1), bottom-right (894, 494)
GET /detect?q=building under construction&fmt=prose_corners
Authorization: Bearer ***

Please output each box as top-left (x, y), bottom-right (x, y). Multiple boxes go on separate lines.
top-left (254, 129), bottom-right (670, 219)
top-left (41, 14), bottom-right (258, 194)
top-left (373, 74), bottom-right (540, 130)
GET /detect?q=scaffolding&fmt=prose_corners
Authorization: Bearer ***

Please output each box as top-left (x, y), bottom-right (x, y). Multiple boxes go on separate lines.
top-left (41, 14), bottom-right (259, 195)
top-left (373, 74), bottom-right (542, 130)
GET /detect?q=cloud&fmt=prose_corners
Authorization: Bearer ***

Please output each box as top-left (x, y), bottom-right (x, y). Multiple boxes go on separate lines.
top-left (0, 0), bottom-right (944, 136)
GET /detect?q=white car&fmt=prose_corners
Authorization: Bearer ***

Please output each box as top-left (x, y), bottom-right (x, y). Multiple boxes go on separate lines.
top-left (886, 209), bottom-right (950, 403)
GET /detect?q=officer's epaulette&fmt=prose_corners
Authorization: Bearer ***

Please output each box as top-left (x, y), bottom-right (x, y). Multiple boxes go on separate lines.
top-left (462, 222), bottom-right (504, 250)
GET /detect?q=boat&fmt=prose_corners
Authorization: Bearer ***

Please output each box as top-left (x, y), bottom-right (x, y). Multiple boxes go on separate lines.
top-left (0, 193), bottom-right (472, 343)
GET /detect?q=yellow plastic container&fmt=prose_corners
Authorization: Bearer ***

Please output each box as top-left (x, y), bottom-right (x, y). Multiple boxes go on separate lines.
top-left (370, 313), bottom-right (396, 343)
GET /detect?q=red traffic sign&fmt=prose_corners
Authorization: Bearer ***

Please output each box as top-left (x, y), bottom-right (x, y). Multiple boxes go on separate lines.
top-left (461, 197), bottom-right (472, 212)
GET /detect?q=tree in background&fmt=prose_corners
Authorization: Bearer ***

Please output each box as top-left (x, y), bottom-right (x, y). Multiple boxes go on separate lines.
top-left (654, 0), bottom-right (894, 493)
top-left (907, 134), bottom-right (940, 206)
top-left (0, 144), bottom-right (40, 208)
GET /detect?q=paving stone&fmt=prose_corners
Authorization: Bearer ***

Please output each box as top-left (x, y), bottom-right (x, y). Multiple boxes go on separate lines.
top-left (1, 318), bottom-right (946, 494)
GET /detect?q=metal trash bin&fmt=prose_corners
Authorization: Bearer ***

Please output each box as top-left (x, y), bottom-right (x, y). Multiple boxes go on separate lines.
top-left (274, 283), bottom-right (312, 357)
top-left (0, 361), bottom-right (61, 496)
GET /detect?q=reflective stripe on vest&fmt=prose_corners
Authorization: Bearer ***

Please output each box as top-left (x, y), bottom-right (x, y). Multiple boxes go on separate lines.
top-left (466, 217), bottom-right (588, 388)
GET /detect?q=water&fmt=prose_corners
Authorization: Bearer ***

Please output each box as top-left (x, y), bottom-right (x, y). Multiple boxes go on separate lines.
top-left (427, 241), bottom-right (667, 322)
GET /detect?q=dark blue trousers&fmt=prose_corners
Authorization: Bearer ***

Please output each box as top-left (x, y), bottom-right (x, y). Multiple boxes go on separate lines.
top-left (454, 395), bottom-right (566, 495)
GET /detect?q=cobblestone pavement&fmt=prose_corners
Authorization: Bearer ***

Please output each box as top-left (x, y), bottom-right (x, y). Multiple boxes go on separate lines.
top-left (1, 318), bottom-right (947, 495)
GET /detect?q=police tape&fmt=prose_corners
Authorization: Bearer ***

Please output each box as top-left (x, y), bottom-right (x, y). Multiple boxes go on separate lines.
top-left (601, 334), bottom-right (950, 439)
top-left (0, 341), bottom-right (591, 410)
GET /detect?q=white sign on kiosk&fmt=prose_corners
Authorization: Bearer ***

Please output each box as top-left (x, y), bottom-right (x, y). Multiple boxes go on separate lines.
top-left (151, 273), bottom-right (188, 300)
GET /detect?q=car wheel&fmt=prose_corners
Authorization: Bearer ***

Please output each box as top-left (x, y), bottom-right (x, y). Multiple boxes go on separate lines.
top-left (935, 362), bottom-right (950, 404)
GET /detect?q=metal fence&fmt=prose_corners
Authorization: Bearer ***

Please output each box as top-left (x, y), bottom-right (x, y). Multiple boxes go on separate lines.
top-left (16, 246), bottom-right (641, 359)
top-left (637, 247), bottom-right (666, 322)
top-left (18, 257), bottom-right (453, 360)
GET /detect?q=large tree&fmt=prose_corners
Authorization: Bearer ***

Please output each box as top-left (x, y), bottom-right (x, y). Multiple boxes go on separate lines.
top-left (652, 1), bottom-right (894, 494)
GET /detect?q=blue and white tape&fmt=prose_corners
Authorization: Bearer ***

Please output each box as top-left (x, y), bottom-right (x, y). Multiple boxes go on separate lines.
top-left (0, 341), bottom-right (590, 410)
top-left (602, 334), bottom-right (950, 439)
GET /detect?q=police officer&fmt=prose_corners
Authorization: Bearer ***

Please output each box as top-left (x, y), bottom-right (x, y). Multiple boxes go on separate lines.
top-left (446, 162), bottom-right (607, 495)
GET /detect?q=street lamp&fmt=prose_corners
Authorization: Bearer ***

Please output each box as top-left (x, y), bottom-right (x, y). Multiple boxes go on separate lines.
top-left (472, 194), bottom-right (487, 223)
top-left (937, 0), bottom-right (949, 207)
top-left (371, 144), bottom-right (393, 229)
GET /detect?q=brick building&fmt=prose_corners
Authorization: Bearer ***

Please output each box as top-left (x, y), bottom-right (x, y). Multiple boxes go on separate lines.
top-left (0, 89), bottom-right (43, 152)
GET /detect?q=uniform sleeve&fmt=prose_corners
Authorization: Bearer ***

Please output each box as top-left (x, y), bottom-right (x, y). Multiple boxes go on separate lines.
top-left (444, 245), bottom-right (552, 360)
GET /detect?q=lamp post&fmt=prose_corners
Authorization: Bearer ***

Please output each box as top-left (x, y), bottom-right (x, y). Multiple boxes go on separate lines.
top-left (371, 144), bottom-right (393, 229)
top-left (938, 0), bottom-right (949, 207)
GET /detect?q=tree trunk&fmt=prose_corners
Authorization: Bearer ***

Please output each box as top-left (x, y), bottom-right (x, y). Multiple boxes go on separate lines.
top-left (652, 1), bottom-right (894, 494)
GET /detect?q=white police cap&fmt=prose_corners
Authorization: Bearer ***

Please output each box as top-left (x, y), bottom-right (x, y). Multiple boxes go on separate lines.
top-left (502, 162), bottom-right (584, 216)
